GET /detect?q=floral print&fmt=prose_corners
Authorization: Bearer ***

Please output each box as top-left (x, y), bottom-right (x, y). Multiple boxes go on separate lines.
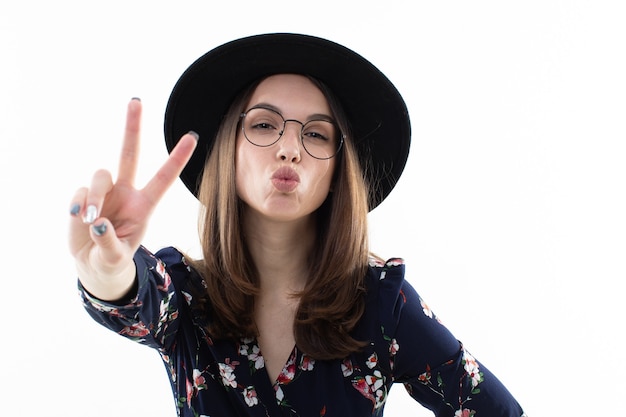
top-left (79, 246), bottom-right (525, 417)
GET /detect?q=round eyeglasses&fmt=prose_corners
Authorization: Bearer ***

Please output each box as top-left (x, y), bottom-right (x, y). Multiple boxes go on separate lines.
top-left (240, 106), bottom-right (344, 160)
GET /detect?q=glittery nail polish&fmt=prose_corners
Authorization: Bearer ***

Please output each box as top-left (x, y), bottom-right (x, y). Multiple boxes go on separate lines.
top-left (92, 223), bottom-right (107, 236)
top-left (83, 205), bottom-right (98, 224)
top-left (70, 203), bottom-right (80, 216)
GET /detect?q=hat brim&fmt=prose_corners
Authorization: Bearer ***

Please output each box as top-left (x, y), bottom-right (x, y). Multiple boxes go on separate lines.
top-left (164, 33), bottom-right (410, 210)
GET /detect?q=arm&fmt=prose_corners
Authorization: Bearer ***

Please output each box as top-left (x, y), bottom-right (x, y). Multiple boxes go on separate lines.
top-left (79, 246), bottom-right (185, 350)
top-left (68, 98), bottom-right (197, 301)
top-left (377, 264), bottom-right (525, 416)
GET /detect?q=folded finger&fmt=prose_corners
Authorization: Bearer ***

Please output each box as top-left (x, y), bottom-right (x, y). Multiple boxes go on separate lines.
top-left (68, 187), bottom-right (93, 257)
top-left (84, 169), bottom-right (114, 224)
top-left (69, 187), bottom-right (88, 219)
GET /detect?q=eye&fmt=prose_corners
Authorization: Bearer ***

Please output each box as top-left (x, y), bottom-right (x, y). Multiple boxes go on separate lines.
top-left (245, 108), bottom-right (283, 135)
top-left (303, 131), bottom-right (329, 141)
top-left (251, 121), bottom-right (277, 131)
top-left (302, 120), bottom-right (335, 142)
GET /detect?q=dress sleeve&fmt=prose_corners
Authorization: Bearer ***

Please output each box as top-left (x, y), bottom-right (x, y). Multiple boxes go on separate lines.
top-left (376, 260), bottom-right (526, 417)
top-left (78, 246), bottom-right (186, 352)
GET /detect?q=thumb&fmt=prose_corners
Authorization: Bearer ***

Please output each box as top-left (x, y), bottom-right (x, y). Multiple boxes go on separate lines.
top-left (88, 218), bottom-right (127, 265)
top-left (90, 219), bottom-right (110, 240)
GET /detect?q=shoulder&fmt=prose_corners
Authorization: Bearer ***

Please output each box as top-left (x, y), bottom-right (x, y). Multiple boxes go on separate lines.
top-left (363, 256), bottom-right (438, 337)
top-left (153, 246), bottom-right (188, 269)
top-left (365, 256), bottom-right (407, 297)
top-left (134, 246), bottom-right (194, 275)
top-left (134, 246), bottom-right (205, 294)
top-left (367, 256), bottom-right (405, 277)
top-left (362, 256), bottom-right (410, 331)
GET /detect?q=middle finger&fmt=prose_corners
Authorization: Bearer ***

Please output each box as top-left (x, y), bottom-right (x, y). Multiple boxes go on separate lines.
top-left (117, 98), bottom-right (143, 185)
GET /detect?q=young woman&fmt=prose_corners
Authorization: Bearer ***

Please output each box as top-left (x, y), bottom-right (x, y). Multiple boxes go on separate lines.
top-left (69, 33), bottom-right (525, 417)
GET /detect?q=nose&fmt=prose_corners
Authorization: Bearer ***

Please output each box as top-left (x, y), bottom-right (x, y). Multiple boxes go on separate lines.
top-left (277, 121), bottom-right (302, 163)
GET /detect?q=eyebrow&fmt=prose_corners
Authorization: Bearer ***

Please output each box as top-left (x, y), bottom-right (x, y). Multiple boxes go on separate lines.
top-left (250, 102), bottom-right (335, 123)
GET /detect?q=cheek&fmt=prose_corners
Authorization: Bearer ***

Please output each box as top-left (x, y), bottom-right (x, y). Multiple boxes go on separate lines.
top-left (307, 160), bottom-right (336, 195)
top-left (235, 138), bottom-right (269, 200)
top-left (234, 138), bottom-right (252, 198)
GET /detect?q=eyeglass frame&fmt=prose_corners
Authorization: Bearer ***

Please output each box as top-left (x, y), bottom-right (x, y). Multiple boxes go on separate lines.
top-left (239, 105), bottom-right (345, 160)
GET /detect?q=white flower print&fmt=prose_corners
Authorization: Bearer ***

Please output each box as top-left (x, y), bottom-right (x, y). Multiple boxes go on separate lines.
top-left (156, 259), bottom-right (167, 277)
top-left (275, 385), bottom-right (285, 401)
top-left (248, 345), bottom-right (264, 370)
top-left (243, 386), bottom-right (259, 407)
top-left (454, 408), bottom-right (476, 417)
top-left (342, 359), bottom-right (354, 377)
top-left (389, 338), bottom-right (399, 356)
top-left (366, 352), bottom-right (378, 369)
top-left (218, 362), bottom-right (237, 388)
top-left (239, 340), bottom-right (265, 372)
top-left (462, 350), bottom-right (483, 388)
top-left (299, 355), bottom-right (315, 371)
top-left (420, 297), bottom-right (433, 318)
top-left (351, 369), bottom-right (388, 409)
top-left (365, 370), bottom-right (384, 392)
top-left (385, 258), bottom-right (403, 267)
top-left (181, 290), bottom-right (193, 305)
top-left (193, 369), bottom-right (205, 388)
top-left (368, 257), bottom-right (386, 268)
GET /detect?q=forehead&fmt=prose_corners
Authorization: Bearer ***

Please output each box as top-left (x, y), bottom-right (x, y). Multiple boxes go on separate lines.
top-left (246, 74), bottom-right (331, 115)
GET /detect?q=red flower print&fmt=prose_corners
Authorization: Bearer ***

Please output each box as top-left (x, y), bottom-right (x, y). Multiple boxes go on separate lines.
top-left (342, 359), bottom-right (354, 377)
top-left (351, 377), bottom-right (374, 402)
top-left (352, 370), bottom-right (387, 410)
top-left (243, 386), bottom-right (258, 407)
top-left (185, 377), bottom-right (193, 405)
top-left (420, 297), bottom-right (433, 318)
top-left (119, 323), bottom-right (150, 338)
top-left (366, 352), bottom-right (378, 369)
top-left (193, 369), bottom-right (206, 390)
top-left (276, 352), bottom-right (297, 385)
top-left (454, 408), bottom-right (476, 417)
top-left (389, 339), bottom-right (400, 356)
top-left (299, 355), bottom-right (315, 371)
top-left (277, 362), bottom-right (296, 384)
top-left (418, 364), bottom-right (431, 384)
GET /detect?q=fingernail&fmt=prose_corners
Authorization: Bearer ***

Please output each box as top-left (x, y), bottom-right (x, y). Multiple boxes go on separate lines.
top-left (92, 222), bottom-right (107, 236)
top-left (83, 205), bottom-right (98, 224)
top-left (70, 203), bottom-right (81, 216)
top-left (131, 97), bottom-right (141, 102)
top-left (188, 130), bottom-right (199, 141)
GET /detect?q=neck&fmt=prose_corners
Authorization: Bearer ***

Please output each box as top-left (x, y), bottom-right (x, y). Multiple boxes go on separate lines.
top-left (243, 209), bottom-right (317, 293)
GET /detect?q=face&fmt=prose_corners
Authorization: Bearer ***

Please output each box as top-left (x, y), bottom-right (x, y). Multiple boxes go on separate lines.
top-left (235, 74), bottom-right (337, 223)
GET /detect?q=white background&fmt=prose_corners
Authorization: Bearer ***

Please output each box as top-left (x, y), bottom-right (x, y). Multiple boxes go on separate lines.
top-left (1, 1), bottom-right (625, 416)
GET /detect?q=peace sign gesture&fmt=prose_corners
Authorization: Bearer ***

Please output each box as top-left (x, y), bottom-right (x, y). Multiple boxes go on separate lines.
top-left (68, 98), bottom-right (197, 301)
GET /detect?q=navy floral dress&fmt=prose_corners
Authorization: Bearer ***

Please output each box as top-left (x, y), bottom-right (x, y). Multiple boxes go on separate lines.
top-left (79, 246), bottom-right (525, 417)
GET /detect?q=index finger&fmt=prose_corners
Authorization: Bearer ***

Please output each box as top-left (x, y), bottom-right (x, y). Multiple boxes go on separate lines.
top-left (141, 131), bottom-right (198, 205)
top-left (117, 98), bottom-right (143, 184)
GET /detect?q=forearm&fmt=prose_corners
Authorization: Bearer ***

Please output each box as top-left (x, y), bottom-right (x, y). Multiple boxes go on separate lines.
top-left (77, 260), bottom-right (137, 302)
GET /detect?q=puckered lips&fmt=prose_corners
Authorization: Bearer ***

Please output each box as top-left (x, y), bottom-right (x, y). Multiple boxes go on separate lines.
top-left (271, 166), bottom-right (300, 193)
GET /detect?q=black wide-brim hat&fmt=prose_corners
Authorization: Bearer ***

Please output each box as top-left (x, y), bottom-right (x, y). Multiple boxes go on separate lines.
top-left (164, 33), bottom-right (411, 210)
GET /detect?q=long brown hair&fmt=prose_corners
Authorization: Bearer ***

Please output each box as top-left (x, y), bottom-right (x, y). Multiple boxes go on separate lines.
top-left (188, 75), bottom-right (371, 360)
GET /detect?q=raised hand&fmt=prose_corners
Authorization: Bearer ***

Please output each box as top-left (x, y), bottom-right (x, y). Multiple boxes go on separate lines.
top-left (69, 98), bottom-right (197, 301)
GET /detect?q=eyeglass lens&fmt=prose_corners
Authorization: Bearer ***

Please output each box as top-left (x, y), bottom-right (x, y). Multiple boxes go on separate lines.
top-left (242, 107), bottom-right (342, 159)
